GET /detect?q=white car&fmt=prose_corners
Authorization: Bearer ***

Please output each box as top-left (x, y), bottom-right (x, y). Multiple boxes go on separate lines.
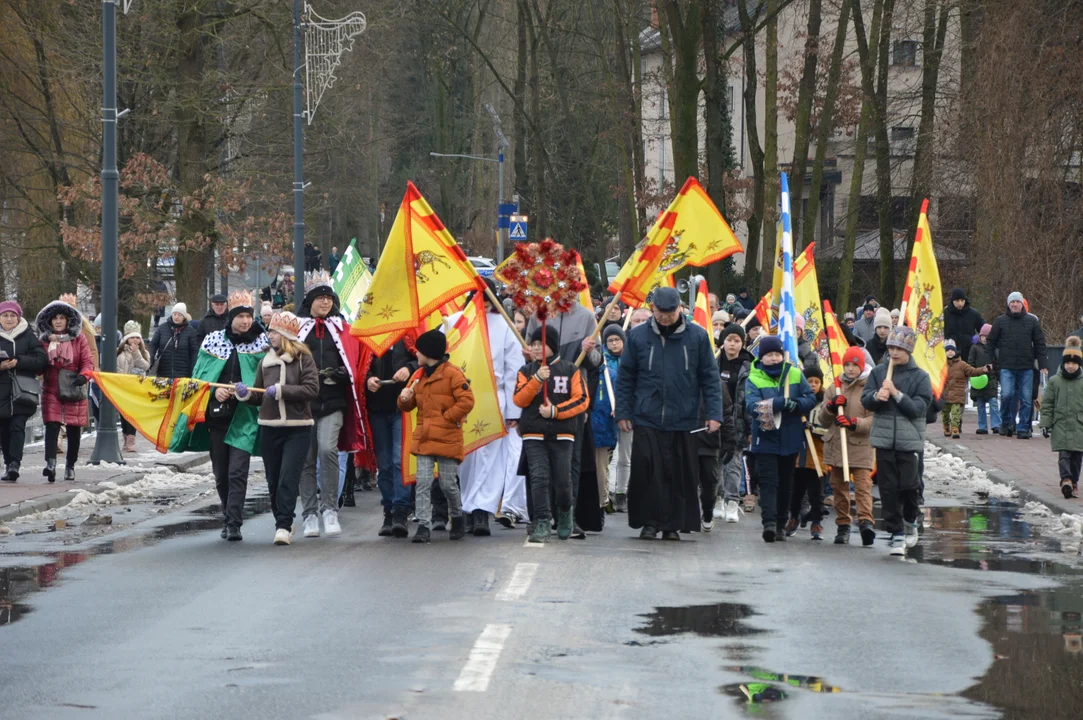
top-left (468, 256), bottom-right (497, 277)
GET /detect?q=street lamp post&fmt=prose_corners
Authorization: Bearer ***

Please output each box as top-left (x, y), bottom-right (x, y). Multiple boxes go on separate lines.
top-left (292, 0), bottom-right (306, 309)
top-left (89, 0), bottom-right (130, 466)
top-left (428, 151), bottom-right (504, 260)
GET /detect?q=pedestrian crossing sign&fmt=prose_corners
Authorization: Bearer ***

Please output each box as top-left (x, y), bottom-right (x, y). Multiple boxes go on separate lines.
top-left (509, 215), bottom-right (528, 241)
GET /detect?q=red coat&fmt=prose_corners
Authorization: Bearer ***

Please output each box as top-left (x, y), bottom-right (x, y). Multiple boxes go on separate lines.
top-left (41, 333), bottom-right (94, 427)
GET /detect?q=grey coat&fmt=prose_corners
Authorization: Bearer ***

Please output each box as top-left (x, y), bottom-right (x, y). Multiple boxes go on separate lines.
top-left (861, 356), bottom-right (933, 452)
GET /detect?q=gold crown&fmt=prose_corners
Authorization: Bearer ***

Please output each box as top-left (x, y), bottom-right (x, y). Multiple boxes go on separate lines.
top-left (268, 311), bottom-right (301, 340)
top-left (59, 293), bottom-right (78, 307)
top-left (228, 289), bottom-right (254, 311)
top-left (305, 270), bottom-right (333, 293)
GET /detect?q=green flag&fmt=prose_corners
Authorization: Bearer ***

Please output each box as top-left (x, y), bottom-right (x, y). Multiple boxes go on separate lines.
top-left (332, 238), bottom-right (373, 323)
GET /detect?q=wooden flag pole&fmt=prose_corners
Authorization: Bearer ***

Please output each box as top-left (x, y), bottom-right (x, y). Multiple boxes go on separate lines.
top-left (207, 382), bottom-right (266, 394)
top-left (484, 286), bottom-right (529, 350)
top-left (576, 291), bottom-right (623, 367)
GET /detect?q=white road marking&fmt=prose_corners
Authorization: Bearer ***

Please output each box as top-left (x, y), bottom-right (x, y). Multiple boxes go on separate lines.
top-left (523, 537), bottom-right (546, 547)
top-left (495, 562), bottom-right (538, 602)
top-left (453, 623), bottom-right (513, 692)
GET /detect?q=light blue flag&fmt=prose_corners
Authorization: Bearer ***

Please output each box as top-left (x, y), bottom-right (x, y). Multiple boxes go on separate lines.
top-left (778, 173), bottom-right (801, 368)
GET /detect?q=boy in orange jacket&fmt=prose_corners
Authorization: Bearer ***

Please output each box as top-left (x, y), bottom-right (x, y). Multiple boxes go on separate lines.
top-left (513, 326), bottom-right (590, 543)
top-left (398, 329), bottom-right (475, 543)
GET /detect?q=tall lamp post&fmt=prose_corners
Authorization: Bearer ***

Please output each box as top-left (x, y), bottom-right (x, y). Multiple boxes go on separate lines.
top-left (428, 151), bottom-right (505, 260)
top-left (292, 1), bottom-right (366, 308)
top-left (90, 0), bottom-right (134, 465)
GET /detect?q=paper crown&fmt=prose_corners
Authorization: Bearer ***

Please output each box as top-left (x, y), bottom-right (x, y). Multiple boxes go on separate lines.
top-left (58, 293), bottom-right (78, 308)
top-left (228, 289), bottom-right (254, 311)
top-left (268, 311), bottom-right (301, 341)
top-left (305, 270), bottom-right (333, 294)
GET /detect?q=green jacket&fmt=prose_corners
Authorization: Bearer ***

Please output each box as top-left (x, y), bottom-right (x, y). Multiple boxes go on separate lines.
top-left (1039, 370), bottom-right (1083, 452)
top-left (170, 329), bottom-right (268, 454)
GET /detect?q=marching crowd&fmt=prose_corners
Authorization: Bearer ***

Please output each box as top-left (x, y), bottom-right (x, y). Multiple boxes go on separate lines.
top-left (2, 275), bottom-right (1081, 554)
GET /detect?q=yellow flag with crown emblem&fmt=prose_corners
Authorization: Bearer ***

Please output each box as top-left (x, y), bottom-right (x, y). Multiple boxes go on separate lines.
top-left (901, 199), bottom-right (948, 399)
top-left (351, 182), bottom-right (484, 355)
top-left (793, 243), bottom-right (833, 386)
top-left (400, 294), bottom-right (507, 484)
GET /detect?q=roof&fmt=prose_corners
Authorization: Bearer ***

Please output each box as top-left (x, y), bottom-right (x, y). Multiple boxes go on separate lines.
top-left (818, 229), bottom-right (968, 262)
top-left (640, 7), bottom-right (741, 54)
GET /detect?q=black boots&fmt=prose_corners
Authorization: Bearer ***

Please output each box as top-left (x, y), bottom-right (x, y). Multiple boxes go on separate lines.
top-left (449, 515), bottom-right (466, 540)
top-left (834, 524), bottom-right (851, 544)
top-left (472, 509), bottom-right (491, 536)
top-left (378, 510), bottom-right (394, 537)
top-left (412, 525), bottom-right (431, 544)
top-left (391, 508), bottom-right (409, 538)
top-left (43, 459), bottom-right (57, 483)
top-left (0, 461), bottom-right (18, 483)
top-left (226, 526), bottom-right (242, 541)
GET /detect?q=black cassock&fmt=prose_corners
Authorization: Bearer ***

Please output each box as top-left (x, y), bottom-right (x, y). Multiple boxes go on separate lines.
top-left (626, 426), bottom-right (701, 533)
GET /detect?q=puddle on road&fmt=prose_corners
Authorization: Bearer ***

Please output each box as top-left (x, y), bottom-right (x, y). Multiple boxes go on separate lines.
top-left (633, 602), bottom-right (763, 638)
top-left (0, 495), bottom-right (271, 627)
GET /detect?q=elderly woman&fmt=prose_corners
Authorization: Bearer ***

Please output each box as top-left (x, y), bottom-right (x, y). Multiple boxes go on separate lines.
top-left (0, 301), bottom-right (48, 483)
top-left (36, 300), bottom-right (94, 482)
top-left (149, 303), bottom-right (198, 380)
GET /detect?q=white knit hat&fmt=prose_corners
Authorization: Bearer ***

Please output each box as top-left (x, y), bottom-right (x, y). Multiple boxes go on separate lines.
top-left (171, 303), bottom-right (191, 321)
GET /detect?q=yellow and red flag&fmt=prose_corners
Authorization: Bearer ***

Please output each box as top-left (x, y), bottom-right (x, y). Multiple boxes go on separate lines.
top-left (607, 177), bottom-right (742, 306)
top-left (753, 290), bottom-right (773, 330)
top-left (571, 251), bottom-right (594, 311)
top-left (822, 300), bottom-right (848, 386)
top-left (351, 181), bottom-right (483, 355)
top-left (692, 278), bottom-right (716, 354)
top-left (793, 242), bottom-right (833, 386)
top-left (400, 293), bottom-right (507, 484)
top-left (901, 199), bottom-right (948, 399)
top-left (88, 372), bottom-right (212, 453)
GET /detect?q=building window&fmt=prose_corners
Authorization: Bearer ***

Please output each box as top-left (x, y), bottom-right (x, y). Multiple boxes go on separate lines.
top-left (893, 40), bottom-right (918, 67)
top-left (891, 126), bottom-right (915, 142)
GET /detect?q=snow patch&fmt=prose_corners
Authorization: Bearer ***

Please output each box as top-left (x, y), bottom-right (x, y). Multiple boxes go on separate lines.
top-left (921, 443), bottom-right (1019, 501)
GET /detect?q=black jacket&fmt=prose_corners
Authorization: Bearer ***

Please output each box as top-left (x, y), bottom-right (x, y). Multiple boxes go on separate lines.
top-left (717, 348), bottom-right (753, 439)
top-left (196, 311), bottom-right (227, 346)
top-left (366, 340), bottom-right (417, 415)
top-left (944, 301), bottom-right (985, 362)
top-left (967, 341), bottom-right (999, 401)
top-left (304, 320), bottom-right (349, 418)
top-left (0, 318), bottom-right (48, 418)
top-left (866, 333), bottom-right (889, 366)
top-left (149, 319), bottom-right (198, 379)
top-left (696, 383), bottom-right (738, 457)
top-left (986, 310), bottom-right (1047, 371)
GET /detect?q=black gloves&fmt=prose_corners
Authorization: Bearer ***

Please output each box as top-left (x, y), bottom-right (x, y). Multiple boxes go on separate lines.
top-left (72, 374), bottom-right (89, 387)
top-left (721, 452), bottom-right (734, 465)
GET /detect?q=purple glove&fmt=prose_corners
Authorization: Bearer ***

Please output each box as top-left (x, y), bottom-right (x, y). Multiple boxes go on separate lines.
top-left (264, 384), bottom-right (277, 400)
top-left (234, 382), bottom-right (248, 399)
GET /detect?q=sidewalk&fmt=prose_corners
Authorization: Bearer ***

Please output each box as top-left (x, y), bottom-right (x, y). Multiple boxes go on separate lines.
top-left (0, 431), bottom-right (208, 523)
top-left (929, 408), bottom-right (1080, 516)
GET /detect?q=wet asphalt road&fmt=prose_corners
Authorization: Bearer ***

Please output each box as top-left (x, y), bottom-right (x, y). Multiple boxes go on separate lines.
top-left (1, 491), bottom-right (1081, 720)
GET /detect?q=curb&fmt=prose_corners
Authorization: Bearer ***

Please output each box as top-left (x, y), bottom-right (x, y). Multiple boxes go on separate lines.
top-left (928, 436), bottom-right (1077, 517)
top-left (0, 453), bottom-right (209, 524)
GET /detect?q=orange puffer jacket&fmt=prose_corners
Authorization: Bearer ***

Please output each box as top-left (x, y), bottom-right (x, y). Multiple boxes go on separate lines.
top-left (398, 359), bottom-right (475, 461)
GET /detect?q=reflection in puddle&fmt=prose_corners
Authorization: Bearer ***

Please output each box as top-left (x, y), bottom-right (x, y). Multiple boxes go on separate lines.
top-left (725, 666), bottom-right (842, 693)
top-left (721, 682), bottom-right (788, 705)
top-left (634, 603), bottom-right (763, 638)
top-left (0, 495), bottom-right (271, 627)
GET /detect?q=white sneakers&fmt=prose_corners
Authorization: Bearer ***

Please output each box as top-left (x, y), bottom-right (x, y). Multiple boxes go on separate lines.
top-left (889, 533), bottom-right (906, 556)
top-left (724, 500), bottom-right (740, 523)
top-left (712, 498), bottom-right (725, 520)
top-left (904, 521), bottom-right (919, 548)
top-left (323, 509), bottom-right (342, 537)
top-left (302, 514), bottom-right (320, 538)
top-left (273, 528), bottom-right (292, 545)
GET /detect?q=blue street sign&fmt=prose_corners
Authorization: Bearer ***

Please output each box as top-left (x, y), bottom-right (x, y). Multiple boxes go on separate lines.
top-left (498, 202), bottom-right (519, 216)
top-left (509, 219), bottom-right (528, 241)
top-left (498, 216), bottom-right (511, 229)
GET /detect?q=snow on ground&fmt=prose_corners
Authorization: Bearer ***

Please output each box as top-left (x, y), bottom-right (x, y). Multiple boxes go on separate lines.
top-left (924, 443), bottom-right (1083, 554)
top-left (922, 442), bottom-right (1019, 501)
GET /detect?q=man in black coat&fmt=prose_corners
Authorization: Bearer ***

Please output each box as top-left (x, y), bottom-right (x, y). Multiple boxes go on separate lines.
top-left (986, 291), bottom-right (1047, 438)
top-left (943, 287), bottom-right (985, 362)
top-left (196, 294), bottom-right (228, 346)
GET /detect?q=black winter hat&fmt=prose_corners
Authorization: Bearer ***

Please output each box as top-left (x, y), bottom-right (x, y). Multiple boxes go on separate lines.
top-left (862, 303), bottom-right (876, 313)
top-left (602, 325), bottom-right (626, 345)
top-left (718, 324), bottom-right (746, 344)
top-left (415, 329), bottom-right (447, 359)
top-left (210, 294), bottom-right (227, 304)
top-left (530, 325), bottom-right (560, 357)
top-left (804, 364), bottom-right (823, 382)
top-left (951, 287), bottom-right (967, 302)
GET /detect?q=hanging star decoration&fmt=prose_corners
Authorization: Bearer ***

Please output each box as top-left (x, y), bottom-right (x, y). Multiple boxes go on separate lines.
top-left (500, 238), bottom-right (588, 324)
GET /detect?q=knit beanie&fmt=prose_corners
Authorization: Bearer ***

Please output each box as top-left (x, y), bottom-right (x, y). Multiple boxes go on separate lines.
top-left (842, 346), bottom-right (866, 372)
top-left (719, 324), bottom-right (746, 344)
top-left (758, 335), bottom-right (784, 358)
top-left (979, 323), bottom-right (992, 337)
top-left (1007, 291), bottom-right (1024, 305)
top-left (886, 325), bottom-right (917, 354)
top-left (944, 338), bottom-right (958, 354)
top-left (0, 300), bottom-right (22, 318)
top-left (862, 303), bottom-right (876, 314)
top-left (602, 325), bottom-right (626, 345)
top-left (712, 310), bottom-right (730, 324)
top-left (804, 364), bottom-right (823, 382)
top-left (530, 325), bottom-right (561, 357)
top-left (1063, 336), bottom-right (1082, 363)
top-left (874, 307), bottom-right (892, 330)
top-left (951, 288), bottom-right (967, 302)
top-left (415, 329), bottom-right (448, 359)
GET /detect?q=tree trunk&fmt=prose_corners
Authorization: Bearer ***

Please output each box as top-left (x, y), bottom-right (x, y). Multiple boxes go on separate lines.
top-left (759, 0), bottom-right (779, 294)
top-left (513, 0), bottom-right (529, 211)
top-left (527, 16), bottom-right (548, 238)
top-left (905, 0), bottom-right (950, 260)
top-left (801, 0), bottom-right (852, 249)
top-left (660, 1), bottom-right (702, 186)
top-left (701, 0), bottom-right (737, 293)
top-left (175, 3), bottom-right (212, 315)
top-left (611, 2), bottom-right (640, 260)
top-left (838, 0), bottom-right (884, 315)
top-left (787, 0), bottom-right (823, 240)
top-left (738, 0), bottom-right (765, 293)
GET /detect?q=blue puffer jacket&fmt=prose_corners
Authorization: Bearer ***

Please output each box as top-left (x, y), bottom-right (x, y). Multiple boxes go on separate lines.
top-left (592, 351), bottom-right (621, 448)
top-left (615, 316), bottom-right (723, 431)
top-left (744, 360), bottom-right (818, 456)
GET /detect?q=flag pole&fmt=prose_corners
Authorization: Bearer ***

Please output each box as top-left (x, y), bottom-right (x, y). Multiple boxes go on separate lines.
top-left (483, 285), bottom-right (528, 350)
top-left (576, 291), bottom-right (623, 367)
top-left (822, 300), bottom-right (850, 483)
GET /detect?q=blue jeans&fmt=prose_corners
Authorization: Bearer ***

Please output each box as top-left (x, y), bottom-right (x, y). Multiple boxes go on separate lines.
top-left (371, 412), bottom-right (409, 511)
top-left (976, 396), bottom-right (1001, 432)
top-left (999, 369), bottom-right (1034, 432)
